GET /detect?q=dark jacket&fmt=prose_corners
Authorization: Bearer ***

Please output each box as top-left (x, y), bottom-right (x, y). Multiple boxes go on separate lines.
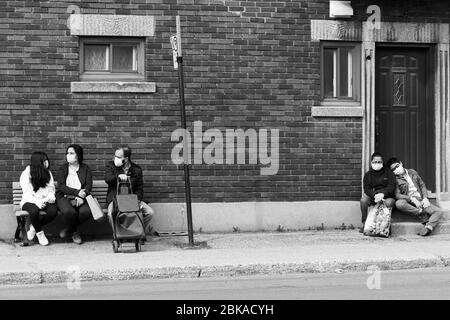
top-left (56, 163), bottom-right (93, 199)
top-left (394, 169), bottom-right (428, 201)
top-left (363, 166), bottom-right (396, 200)
top-left (105, 160), bottom-right (144, 204)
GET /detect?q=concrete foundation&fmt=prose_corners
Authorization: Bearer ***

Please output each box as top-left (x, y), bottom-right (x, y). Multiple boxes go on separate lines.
top-left (0, 201), bottom-right (361, 240)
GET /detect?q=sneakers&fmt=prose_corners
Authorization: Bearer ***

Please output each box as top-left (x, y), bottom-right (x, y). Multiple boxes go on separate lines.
top-left (27, 225), bottom-right (36, 241)
top-left (36, 231), bottom-right (49, 246)
top-left (72, 232), bottom-right (83, 245)
top-left (420, 225), bottom-right (433, 236)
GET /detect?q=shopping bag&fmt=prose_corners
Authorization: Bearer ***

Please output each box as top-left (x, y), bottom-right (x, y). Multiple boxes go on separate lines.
top-left (363, 201), bottom-right (392, 237)
top-left (86, 194), bottom-right (104, 221)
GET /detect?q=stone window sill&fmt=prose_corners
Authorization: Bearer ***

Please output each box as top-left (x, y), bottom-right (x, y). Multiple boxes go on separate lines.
top-left (71, 81), bottom-right (156, 93)
top-left (311, 102), bottom-right (363, 117)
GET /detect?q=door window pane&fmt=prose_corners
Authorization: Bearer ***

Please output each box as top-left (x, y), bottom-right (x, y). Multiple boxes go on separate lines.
top-left (323, 48), bottom-right (335, 97)
top-left (112, 45), bottom-right (137, 71)
top-left (84, 45), bottom-right (109, 71)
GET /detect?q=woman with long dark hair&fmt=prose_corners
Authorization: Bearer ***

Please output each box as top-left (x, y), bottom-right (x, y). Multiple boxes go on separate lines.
top-left (19, 152), bottom-right (58, 246)
top-left (56, 144), bottom-right (92, 244)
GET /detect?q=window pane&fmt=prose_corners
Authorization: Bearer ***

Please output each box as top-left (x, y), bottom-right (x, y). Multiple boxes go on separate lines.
top-left (84, 45), bottom-right (109, 71)
top-left (339, 48), bottom-right (350, 97)
top-left (323, 48), bottom-right (335, 97)
top-left (112, 45), bottom-right (137, 71)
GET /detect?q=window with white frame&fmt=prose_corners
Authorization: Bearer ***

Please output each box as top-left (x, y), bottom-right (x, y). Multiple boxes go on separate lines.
top-left (321, 42), bottom-right (361, 102)
top-left (80, 37), bottom-right (145, 81)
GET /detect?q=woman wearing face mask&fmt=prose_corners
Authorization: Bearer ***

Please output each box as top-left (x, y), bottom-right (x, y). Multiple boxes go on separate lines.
top-left (56, 144), bottom-right (92, 245)
top-left (19, 152), bottom-right (58, 246)
top-left (359, 152), bottom-right (396, 232)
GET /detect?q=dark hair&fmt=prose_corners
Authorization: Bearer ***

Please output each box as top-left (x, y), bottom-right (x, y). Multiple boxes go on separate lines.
top-left (29, 152), bottom-right (51, 192)
top-left (66, 144), bottom-right (83, 164)
top-left (371, 152), bottom-right (383, 161)
top-left (118, 146), bottom-right (132, 160)
top-left (386, 157), bottom-right (401, 169)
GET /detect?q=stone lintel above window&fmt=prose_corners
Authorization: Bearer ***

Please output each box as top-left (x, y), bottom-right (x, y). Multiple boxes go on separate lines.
top-left (69, 14), bottom-right (155, 37)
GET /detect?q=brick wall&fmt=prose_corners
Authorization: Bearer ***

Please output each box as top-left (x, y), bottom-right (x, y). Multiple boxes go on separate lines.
top-left (1, 0), bottom-right (446, 205)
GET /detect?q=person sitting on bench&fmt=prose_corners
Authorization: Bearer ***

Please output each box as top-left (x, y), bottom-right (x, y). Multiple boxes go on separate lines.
top-left (105, 146), bottom-right (154, 240)
top-left (56, 144), bottom-right (93, 245)
top-left (19, 151), bottom-right (58, 246)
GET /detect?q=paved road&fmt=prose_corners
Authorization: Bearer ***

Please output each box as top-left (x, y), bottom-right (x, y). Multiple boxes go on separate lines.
top-left (1, 268), bottom-right (449, 300)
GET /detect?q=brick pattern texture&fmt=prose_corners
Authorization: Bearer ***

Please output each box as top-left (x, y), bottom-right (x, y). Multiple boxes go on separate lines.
top-left (1, 0), bottom-right (447, 204)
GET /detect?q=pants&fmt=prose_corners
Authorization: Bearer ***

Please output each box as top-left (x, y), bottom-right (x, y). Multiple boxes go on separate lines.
top-left (21, 202), bottom-right (58, 232)
top-left (107, 201), bottom-right (154, 235)
top-left (57, 197), bottom-right (92, 233)
top-left (395, 199), bottom-right (445, 229)
top-left (360, 193), bottom-right (395, 224)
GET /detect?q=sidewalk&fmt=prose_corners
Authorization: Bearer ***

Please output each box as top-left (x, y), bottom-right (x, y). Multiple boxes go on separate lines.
top-left (1, 230), bottom-right (450, 286)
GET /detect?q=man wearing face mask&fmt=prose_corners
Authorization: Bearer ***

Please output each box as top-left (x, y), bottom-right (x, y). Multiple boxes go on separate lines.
top-left (386, 157), bottom-right (446, 236)
top-left (359, 152), bottom-right (397, 232)
top-left (104, 146), bottom-right (154, 240)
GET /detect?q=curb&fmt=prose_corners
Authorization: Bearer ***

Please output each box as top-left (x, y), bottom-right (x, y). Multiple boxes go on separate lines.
top-left (0, 257), bottom-right (447, 286)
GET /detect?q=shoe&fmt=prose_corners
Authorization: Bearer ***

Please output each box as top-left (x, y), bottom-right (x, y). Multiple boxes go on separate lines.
top-left (420, 226), bottom-right (432, 236)
top-left (358, 226), bottom-right (364, 233)
top-left (72, 232), bottom-right (83, 245)
top-left (59, 227), bottom-right (70, 239)
top-left (27, 225), bottom-right (36, 241)
top-left (36, 231), bottom-right (49, 246)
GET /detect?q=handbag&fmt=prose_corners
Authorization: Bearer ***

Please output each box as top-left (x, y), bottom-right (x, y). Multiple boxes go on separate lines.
top-left (86, 194), bottom-right (104, 221)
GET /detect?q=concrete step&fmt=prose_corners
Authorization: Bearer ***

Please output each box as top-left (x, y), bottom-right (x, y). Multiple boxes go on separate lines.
top-left (391, 220), bottom-right (450, 236)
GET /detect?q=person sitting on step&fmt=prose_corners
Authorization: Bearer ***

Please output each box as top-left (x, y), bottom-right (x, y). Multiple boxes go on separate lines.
top-left (386, 157), bottom-right (446, 236)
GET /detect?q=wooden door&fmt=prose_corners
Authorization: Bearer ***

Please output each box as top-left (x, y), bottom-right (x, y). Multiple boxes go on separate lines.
top-left (375, 47), bottom-right (435, 191)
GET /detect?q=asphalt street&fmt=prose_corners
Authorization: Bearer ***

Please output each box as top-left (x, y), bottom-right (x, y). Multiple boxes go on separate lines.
top-left (0, 267), bottom-right (449, 300)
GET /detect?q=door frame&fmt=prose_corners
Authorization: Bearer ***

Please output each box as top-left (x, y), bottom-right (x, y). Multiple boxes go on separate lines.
top-left (362, 22), bottom-right (450, 204)
top-left (373, 44), bottom-right (435, 191)
top-left (310, 20), bottom-right (450, 205)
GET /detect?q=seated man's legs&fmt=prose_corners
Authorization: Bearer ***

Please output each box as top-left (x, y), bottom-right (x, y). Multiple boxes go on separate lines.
top-left (395, 199), bottom-right (421, 215)
top-left (360, 193), bottom-right (372, 225)
top-left (108, 201), bottom-right (155, 240)
top-left (423, 203), bottom-right (446, 229)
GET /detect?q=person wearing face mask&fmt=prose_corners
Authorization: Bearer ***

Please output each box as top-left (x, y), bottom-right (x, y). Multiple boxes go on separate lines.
top-left (56, 144), bottom-right (92, 244)
top-left (19, 152), bottom-right (58, 246)
top-left (105, 146), bottom-right (154, 241)
top-left (359, 152), bottom-right (396, 233)
top-left (386, 157), bottom-right (446, 236)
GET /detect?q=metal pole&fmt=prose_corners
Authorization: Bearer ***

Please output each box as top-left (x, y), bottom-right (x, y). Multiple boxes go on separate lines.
top-left (176, 16), bottom-right (194, 246)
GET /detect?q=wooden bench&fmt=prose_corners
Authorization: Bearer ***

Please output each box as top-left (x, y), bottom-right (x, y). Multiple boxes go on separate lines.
top-left (13, 180), bottom-right (109, 245)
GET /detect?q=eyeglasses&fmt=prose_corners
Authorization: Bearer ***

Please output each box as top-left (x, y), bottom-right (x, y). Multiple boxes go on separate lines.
top-left (371, 160), bottom-right (383, 164)
top-left (390, 163), bottom-right (401, 171)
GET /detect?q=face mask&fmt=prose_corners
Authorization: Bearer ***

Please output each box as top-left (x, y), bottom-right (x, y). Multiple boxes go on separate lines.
top-left (393, 165), bottom-right (404, 175)
top-left (66, 154), bottom-right (76, 164)
top-left (371, 163), bottom-right (383, 171)
top-left (43, 160), bottom-right (49, 169)
top-left (114, 157), bottom-right (124, 167)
